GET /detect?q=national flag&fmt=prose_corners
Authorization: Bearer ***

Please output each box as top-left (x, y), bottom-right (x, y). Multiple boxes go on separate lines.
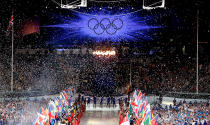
top-left (151, 115), bottom-right (158, 125)
top-left (138, 101), bottom-right (147, 118)
top-left (48, 111), bottom-right (55, 124)
top-left (141, 113), bottom-right (151, 125)
top-left (136, 118), bottom-right (141, 125)
top-left (120, 114), bottom-right (129, 125)
top-left (140, 108), bottom-right (145, 119)
top-left (143, 101), bottom-right (148, 111)
top-left (145, 109), bottom-right (152, 121)
top-left (55, 98), bottom-right (59, 106)
top-left (142, 93), bottom-right (146, 101)
top-left (33, 116), bottom-right (39, 125)
top-left (133, 90), bottom-right (138, 99)
top-left (40, 107), bottom-right (44, 114)
top-left (134, 106), bottom-right (140, 118)
top-left (144, 104), bottom-right (150, 113)
top-left (137, 91), bottom-right (142, 102)
top-left (57, 101), bottom-right (63, 113)
top-left (140, 101), bottom-right (147, 113)
top-left (68, 98), bottom-right (72, 106)
top-left (33, 113), bottom-right (47, 125)
top-left (8, 15), bottom-right (14, 28)
top-left (9, 15), bottom-right (14, 25)
top-left (49, 101), bottom-right (56, 113)
top-left (131, 101), bottom-right (138, 107)
top-left (6, 14), bottom-right (14, 35)
top-left (64, 88), bottom-right (69, 95)
top-left (61, 92), bottom-right (69, 105)
top-left (128, 104), bottom-right (133, 120)
top-left (137, 97), bottom-right (142, 107)
top-left (120, 121), bottom-right (130, 125)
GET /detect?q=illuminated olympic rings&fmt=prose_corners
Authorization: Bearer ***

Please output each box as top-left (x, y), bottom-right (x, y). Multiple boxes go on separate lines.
top-left (88, 18), bottom-right (123, 35)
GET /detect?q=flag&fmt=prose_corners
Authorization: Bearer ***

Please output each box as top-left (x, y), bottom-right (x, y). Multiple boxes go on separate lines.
top-left (133, 90), bottom-right (138, 99)
top-left (137, 91), bottom-right (142, 102)
top-left (49, 101), bottom-right (56, 113)
top-left (55, 98), bottom-right (59, 106)
top-left (144, 104), bottom-right (150, 113)
top-left (137, 97), bottom-right (142, 107)
top-left (8, 15), bottom-right (14, 29)
top-left (48, 102), bottom-right (56, 124)
top-left (61, 92), bottom-right (69, 105)
top-left (143, 101), bottom-right (148, 111)
top-left (145, 109), bottom-right (152, 121)
top-left (140, 101), bottom-right (147, 113)
top-left (138, 101), bottom-right (147, 118)
top-left (6, 14), bottom-right (14, 35)
top-left (48, 111), bottom-right (55, 124)
top-left (134, 106), bottom-right (140, 118)
top-left (33, 113), bottom-right (47, 125)
top-left (120, 114), bottom-right (129, 125)
top-left (128, 104), bottom-right (133, 120)
top-left (33, 116), bottom-right (39, 125)
top-left (141, 113), bottom-right (151, 125)
top-left (151, 115), bottom-right (158, 125)
top-left (44, 108), bottom-right (49, 116)
top-left (131, 101), bottom-right (137, 107)
top-left (120, 121), bottom-right (130, 125)
top-left (40, 107), bottom-right (44, 114)
top-left (136, 118), bottom-right (141, 125)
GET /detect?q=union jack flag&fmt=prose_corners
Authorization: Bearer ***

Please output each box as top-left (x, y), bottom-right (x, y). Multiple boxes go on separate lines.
top-left (6, 14), bottom-right (14, 36)
top-left (7, 15), bottom-right (14, 31)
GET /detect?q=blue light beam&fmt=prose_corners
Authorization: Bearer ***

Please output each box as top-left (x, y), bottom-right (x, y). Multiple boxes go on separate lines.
top-left (42, 9), bottom-right (162, 45)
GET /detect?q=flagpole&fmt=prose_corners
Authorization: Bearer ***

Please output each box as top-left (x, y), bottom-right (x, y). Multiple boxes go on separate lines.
top-left (11, 13), bottom-right (14, 92)
top-left (196, 9), bottom-right (199, 94)
top-left (130, 62), bottom-right (132, 86)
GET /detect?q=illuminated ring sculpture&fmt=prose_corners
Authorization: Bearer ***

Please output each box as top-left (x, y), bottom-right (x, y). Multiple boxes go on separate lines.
top-left (88, 18), bottom-right (123, 35)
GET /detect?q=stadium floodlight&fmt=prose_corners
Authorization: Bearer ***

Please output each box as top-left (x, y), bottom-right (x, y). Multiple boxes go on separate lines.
top-left (59, 0), bottom-right (87, 9)
top-left (88, 0), bottom-right (126, 2)
top-left (143, 0), bottom-right (165, 10)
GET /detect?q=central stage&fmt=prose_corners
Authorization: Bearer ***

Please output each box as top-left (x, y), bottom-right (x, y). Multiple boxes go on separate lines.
top-left (80, 111), bottom-right (119, 125)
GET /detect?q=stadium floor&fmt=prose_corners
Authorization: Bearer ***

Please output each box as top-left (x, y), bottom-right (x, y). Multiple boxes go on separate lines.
top-left (80, 111), bottom-right (119, 125)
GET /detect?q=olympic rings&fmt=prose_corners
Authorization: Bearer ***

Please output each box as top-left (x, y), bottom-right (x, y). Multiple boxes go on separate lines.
top-left (88, 18), bottom-right (123, 35)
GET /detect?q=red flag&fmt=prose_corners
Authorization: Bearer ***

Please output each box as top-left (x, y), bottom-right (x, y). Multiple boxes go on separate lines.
top-left (131, 101), bottom-right (137, 107)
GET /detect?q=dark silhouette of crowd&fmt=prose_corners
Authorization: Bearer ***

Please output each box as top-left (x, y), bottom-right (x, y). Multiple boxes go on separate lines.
top-left (0, 50), bottom-right (209, 95)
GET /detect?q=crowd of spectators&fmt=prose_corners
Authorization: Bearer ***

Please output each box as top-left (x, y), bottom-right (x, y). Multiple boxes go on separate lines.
top-left (1, 50), bottom-right (209, 95)
top-left (129, 56), bottom-right (210, 94)
top-left (0, 53), bottom-right (80, 93)
top-left (152, 99), bottom-right (209, 124)
top-left (0, 53), bottom-right (10, 91)
top-left (0, 98), bottom-right (49, 125)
